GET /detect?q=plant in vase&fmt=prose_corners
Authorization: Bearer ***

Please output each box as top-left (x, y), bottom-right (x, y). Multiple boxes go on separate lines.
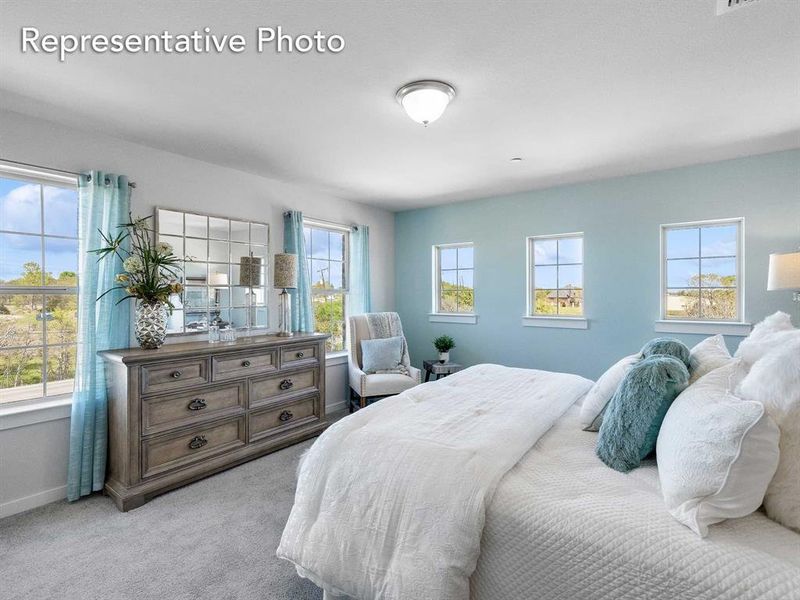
top-left (433, 335), bottom-right (455, 363)
top-left (92, 214), bottom-right (183, 349)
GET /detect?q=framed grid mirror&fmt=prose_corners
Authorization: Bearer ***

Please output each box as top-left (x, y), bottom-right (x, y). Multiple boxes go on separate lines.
top-left (155, 208), bottom-right (269, 335)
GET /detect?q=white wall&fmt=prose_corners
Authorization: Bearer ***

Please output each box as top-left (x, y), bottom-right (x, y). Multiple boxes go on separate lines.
top-left (0, 108), bottom-right (395, 517)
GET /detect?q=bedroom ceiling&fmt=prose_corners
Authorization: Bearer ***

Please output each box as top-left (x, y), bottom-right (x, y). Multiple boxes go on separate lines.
top-left (0, 0), bottom-right (798, 211)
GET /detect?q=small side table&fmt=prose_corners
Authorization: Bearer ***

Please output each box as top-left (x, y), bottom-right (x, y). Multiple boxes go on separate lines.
top-left (423, 360), bottom-right (463, 382)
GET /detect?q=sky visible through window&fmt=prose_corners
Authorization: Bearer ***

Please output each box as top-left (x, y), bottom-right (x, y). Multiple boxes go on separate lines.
top-left (531, 235), bottom-right (583, 317)
top-left (664, 222), bottom-right (739, 320)
top-left (1, 175), bottom-right (79, 404)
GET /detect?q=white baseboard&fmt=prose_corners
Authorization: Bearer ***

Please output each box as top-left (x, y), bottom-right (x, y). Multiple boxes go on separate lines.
top-left (326, 400), bottom-right (347, 414)
top-left (0, 485), bottom-right (67, 519)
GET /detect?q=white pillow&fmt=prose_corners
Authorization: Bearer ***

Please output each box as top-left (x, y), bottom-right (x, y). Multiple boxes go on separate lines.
top-left (688, 334), bottom-right (731, 384)
top-left (579, 354), bottom-right (639, 431)
top-left (737, 336), bottom-right (800, 532)
top-left (657, 360), bottom-right (780, 537)
top-left (735, 311), bottom-right (798, 366)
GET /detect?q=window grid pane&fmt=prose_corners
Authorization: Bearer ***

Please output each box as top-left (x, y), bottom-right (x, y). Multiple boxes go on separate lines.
top-left (530, 235), bottom-right (583, 317)
top-left (436, 244), bottom-right (474, 314)
top-left (1, 173), bottom-right (79, 405)
top-left (305, 224), bottom-right (349, 350)
top-left (662, 222), bottom-right (740, 321)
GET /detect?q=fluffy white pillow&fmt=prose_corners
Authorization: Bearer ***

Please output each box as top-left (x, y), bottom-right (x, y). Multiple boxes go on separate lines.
top-left (688, 334), bottom-right (731, 384)
top-left (735, 311), bottom-right (798, 366)
top-left (579, 354), bottom-right (639, 431)
top-left (737, 336), bottom-right (800, 532)
top-left (657, 360), bottom-right (780, 537)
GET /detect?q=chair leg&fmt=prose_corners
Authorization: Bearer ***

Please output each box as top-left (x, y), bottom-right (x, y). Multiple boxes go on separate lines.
top-left (359, 394), bottom-right (367, 409)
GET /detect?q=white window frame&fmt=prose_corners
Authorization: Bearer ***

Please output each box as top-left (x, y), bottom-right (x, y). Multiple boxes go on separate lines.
top-left (0, 162), bottom-right (80, 411)
top-left (523, 232), bottom-right (587, 329)
top-left (304, 217), bottom-right (350, 354)
top-left (656, 217), bottom-right (750, 336)
top-left (429, 242), bottom-right (477, 324)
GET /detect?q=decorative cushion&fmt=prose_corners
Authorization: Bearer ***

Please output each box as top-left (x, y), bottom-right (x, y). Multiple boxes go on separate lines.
top-left (579, 354), bottom-right (639, 431)
top-left (688, 334), bottom-right (731, 384)
top-left (360, 336), bottom-right (404, 374)
top-left (657, 360), bottom-right (779, 537)
top-left (640, 337), bottom-right (691, 366)
top-left (596, 355), bottom-right (689, 473)
top-left (734, 311), bottom-right (798, 366)
top-left (737, 336), bottom-right (800, 532)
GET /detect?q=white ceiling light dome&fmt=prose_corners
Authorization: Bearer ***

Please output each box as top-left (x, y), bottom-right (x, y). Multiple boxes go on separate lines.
top-left (395, 80), bottom-right (456, 127)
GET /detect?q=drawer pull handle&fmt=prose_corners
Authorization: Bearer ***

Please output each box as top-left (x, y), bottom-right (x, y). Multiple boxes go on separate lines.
top-left (279, 379), bottom-right (294, 391)
top-left (188, 435), bottom-right (208, 450)
top-left (187, 398), bottom-right (207, 411)
top-left (242, 360), bottom-right (252, 367)
top-left (171, 370), bottom-right (182, 379)
top-left (296, 351), bottom-right (304, 358)
top-left (279, 410), bottom-right (294, 422)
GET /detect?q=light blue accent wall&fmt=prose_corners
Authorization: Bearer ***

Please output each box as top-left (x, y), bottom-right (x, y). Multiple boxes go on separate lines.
top-left (395, 150), bottom-right (800, 380)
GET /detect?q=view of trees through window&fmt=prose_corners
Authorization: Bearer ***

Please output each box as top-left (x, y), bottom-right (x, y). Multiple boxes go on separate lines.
top-left (530, 235), bottom-right (583, 317)
top-left (437, 244), bottom-right (474, 313)
top-left (304, 224), bottom-right (347, 353)
top-left (1, 175), bottom-right (79, 404)
top-left (664, 222), bottom-right (739, 321)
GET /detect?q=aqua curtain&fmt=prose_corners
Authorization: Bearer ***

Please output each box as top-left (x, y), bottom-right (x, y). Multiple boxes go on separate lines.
top-left (283, 211), bottom-right (315, 332)
top-left (348, 225), bottom-right (371, 315)
top-left (67, 172), bottom-right (131, 501)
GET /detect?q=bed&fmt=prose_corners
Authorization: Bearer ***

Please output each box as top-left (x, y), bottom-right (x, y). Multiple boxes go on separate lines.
top-left (278, 365), bottom-right (800, 600)
top-left (472, 405), bottom-right (800, 600)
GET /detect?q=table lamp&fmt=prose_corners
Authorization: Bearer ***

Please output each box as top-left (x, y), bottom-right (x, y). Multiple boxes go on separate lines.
top-left (768, 250), bottom-right (800, 318)
top-left (274, 253), bottom-right (298, 337)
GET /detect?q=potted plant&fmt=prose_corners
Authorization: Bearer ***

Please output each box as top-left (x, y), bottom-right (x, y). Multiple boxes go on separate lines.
top-left (93, 214), bottom-right (183, 349)
top-left (433, 335), bottom-right (455, 363)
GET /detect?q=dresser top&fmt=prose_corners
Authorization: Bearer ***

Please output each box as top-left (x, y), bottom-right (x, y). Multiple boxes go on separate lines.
top-left (100, 332), bottom-right (329, 364)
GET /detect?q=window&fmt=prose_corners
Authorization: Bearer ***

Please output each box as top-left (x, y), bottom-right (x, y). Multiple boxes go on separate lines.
top-left (528, 233), bottom-right (584, 317)
top-left (0, 166), bottom-right (79, 405)
top-left (432, 243), bottom-right (474, 315)
top-left (304, 220), bottom-right (348, 353)
top-left (661, 219), bottom-right (742, 322)
top-left (156, 208), bottom-right (269, 334)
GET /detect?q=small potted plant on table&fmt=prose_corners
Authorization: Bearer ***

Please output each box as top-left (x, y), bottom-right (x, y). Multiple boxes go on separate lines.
top-left (433, 335), bottom-right (455, 363)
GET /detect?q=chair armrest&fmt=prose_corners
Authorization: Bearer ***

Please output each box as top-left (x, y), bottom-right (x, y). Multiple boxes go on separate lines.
top-left (408, 365), bottom-right (422, 384)
top-left (348, 360), bottom-right (367, 397)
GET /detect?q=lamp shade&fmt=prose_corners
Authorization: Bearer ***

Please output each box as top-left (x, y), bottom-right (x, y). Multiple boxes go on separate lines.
top-left (239, 256), bottom-right (262, 287)
top-left (273, 253), bottom-right (298, 289)
top-left (767, 251), bottom-right (800, 290)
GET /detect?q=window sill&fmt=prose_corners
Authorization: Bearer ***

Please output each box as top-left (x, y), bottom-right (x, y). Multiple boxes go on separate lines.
top-left (522, 316), bottom-right (588, 329)
top-left (0, 395), bottom-right (73, 431)
top-left (326, 352), bottom-right (349, 366)
top-left (654, 320), bottom-right (752, 336)
top-left (428, 313), bottom-right (478, 325)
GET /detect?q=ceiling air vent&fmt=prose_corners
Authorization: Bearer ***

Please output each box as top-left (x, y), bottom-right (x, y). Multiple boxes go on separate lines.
top-left (717, 0), bottom-right (761, 15)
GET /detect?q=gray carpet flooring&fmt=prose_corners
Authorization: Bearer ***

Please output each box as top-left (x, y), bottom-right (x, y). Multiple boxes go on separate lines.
top-left (0, 438), bottom-right (322, 600)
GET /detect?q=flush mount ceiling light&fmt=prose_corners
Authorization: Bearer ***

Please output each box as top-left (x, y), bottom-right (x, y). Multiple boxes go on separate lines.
top-left (395, 80), bottom-right (456, 127)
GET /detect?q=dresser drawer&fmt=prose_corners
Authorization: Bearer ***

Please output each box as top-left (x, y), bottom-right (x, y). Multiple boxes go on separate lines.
top-left (250, 368), bottom-right (318, 408)
top-left (280, 344), bottom-right (318, 368)
top-left (212, 350), bottom-right (278, 382)
top-left (140, 359), bottom-right (209, 396)
top-left (142, 417), bottom-right (246, 479)
top-left (249, 394), bottom-right (320, 442)
top-left (142, 382), bottom-right (245, 435)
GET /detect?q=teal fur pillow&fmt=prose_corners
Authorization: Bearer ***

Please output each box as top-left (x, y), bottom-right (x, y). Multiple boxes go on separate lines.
top-left (640, 337), bottom-right (691, 367)
top-left (361, 336), bottom-right (404, 374)
top-left (596, 355), bottom-right (689, 473)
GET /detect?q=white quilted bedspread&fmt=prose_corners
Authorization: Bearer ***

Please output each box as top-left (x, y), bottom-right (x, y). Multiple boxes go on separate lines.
top-left (471, 406), bottom-right (800, 600)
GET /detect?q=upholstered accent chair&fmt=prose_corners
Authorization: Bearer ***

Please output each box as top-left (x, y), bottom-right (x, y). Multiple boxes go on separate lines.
top-left (348, 313), bottom-right (422, 411)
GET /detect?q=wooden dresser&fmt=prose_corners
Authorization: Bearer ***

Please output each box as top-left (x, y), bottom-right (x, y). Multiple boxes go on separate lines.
top-left (100, 333), bottom-right (329, 511)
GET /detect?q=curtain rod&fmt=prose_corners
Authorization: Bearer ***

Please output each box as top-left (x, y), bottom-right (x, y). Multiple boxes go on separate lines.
top-left (0, 158), bottom-right (137, 188)
top-left (284, 211), bottom-right (357, 231)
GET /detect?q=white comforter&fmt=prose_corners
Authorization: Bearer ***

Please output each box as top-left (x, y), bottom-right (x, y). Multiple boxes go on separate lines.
top-left (277, 364), bottom-right (592, 600)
